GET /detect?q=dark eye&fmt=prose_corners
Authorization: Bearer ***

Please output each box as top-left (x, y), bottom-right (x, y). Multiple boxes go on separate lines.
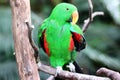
top-left (66, 8), bottom-right (69, 11)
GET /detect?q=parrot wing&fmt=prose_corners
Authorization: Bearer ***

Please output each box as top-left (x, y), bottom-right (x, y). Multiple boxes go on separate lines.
top-left (38, 19), bottom-right (48, 41)
top-left (38, 19), bottom-right (58, 56)
top-left (70, 24), bottom-right (86, 51)
top-left (38, 20), bottom-right (47, 48)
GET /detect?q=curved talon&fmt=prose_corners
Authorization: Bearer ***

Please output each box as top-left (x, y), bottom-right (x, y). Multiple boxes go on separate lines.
top-left (55, 66), bottom-right (62, 77)
top-left (66, 62), bottom-right (75, 72)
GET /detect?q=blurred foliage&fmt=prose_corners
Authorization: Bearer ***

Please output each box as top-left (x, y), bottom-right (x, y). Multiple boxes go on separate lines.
top-left (0, 7), bottom-right (14, 62)
top-left (100, 0), bottom-right (120, 25)
top-left (0, 62), bottom-right (18, 80)
top-left (0, 0), bottom-right (120, 80)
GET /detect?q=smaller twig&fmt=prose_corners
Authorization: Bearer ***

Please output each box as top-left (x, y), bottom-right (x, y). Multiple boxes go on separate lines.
top-left (82, 12), bottom-right (104, 33)
top-left (88, 0), bottom-right (93, 21)
top-left (82, 0), bottom-right (104, 33)
top-left (37, 62), bottom-right (111, 80)
top-left (82, 0), bottom-right (93, 33)
top-left (25, 21), bottom-right (40, 63)
top-left (97, 67), bottom-right (120, 80)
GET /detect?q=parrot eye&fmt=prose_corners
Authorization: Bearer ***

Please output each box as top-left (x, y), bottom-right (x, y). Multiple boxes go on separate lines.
top-left (66, 8), bottom-right (69, 11)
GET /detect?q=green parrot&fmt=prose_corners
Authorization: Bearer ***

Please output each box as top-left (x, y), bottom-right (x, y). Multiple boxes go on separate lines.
top-left (38, 3), bottom-right (86, 73)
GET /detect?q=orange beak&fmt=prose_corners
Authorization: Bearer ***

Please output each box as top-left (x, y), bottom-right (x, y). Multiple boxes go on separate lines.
top-left (71, 11), bottom-right (79, 24)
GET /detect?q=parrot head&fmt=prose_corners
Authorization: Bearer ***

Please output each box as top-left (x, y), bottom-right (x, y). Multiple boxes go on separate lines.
top-left (49, 3), bottom-right (79, 24)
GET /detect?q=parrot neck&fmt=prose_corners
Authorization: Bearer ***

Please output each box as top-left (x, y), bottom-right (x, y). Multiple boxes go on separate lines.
top-left (48, 16), bottom-right (66, 25)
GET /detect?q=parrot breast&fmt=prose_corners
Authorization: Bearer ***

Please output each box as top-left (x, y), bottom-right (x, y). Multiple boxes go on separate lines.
top-left (44, 23), bottom-right (75, 67)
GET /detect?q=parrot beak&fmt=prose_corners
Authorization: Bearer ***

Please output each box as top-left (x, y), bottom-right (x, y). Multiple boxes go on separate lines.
top-left (71, 11), bottom-right (79, 24)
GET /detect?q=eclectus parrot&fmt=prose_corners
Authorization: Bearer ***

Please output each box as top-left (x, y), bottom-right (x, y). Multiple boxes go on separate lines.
top-left (38, 3), bottom-right (86, 73)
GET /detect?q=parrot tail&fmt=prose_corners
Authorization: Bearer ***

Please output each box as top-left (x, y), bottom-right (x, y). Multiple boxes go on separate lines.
top-left (73, 61), bottom-right (83, 73)
top-left (54, 77), bottom-right (63, 80)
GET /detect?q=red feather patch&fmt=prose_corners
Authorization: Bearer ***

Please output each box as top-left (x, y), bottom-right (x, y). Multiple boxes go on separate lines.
top-left (72, 32), bottom-right (82, 42)
top-left (44, 34), bottom-right (50, 56)
top-left (69, 36), bottom-right (74, 51)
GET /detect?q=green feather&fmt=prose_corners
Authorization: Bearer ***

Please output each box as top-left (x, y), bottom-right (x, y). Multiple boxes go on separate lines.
top-left (70, 24), bottom-right (83, 34)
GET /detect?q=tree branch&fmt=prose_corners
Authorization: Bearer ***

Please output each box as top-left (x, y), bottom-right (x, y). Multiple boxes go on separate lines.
top-left (97, 67), bottom-right (120, 80)
top-left (82, 0), bottom-right (104, 33)
top-left (10, 0), bottom-right (40, 80)
top-left (37, 62), bottom-right (111, 80)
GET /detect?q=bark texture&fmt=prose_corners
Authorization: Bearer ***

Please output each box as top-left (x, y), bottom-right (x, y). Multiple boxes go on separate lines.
top-left (10, 0), bottom-right (40, 80)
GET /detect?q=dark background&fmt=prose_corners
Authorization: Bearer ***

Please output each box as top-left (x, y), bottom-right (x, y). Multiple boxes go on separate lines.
top-left (0, 0), bottom-right (120, 80)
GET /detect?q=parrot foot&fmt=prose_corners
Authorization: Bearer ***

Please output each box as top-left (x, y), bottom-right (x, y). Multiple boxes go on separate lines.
top-left (55, 66), bottom-right (62, 77)
top-left (66, 62), bottom-right (75, 72)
